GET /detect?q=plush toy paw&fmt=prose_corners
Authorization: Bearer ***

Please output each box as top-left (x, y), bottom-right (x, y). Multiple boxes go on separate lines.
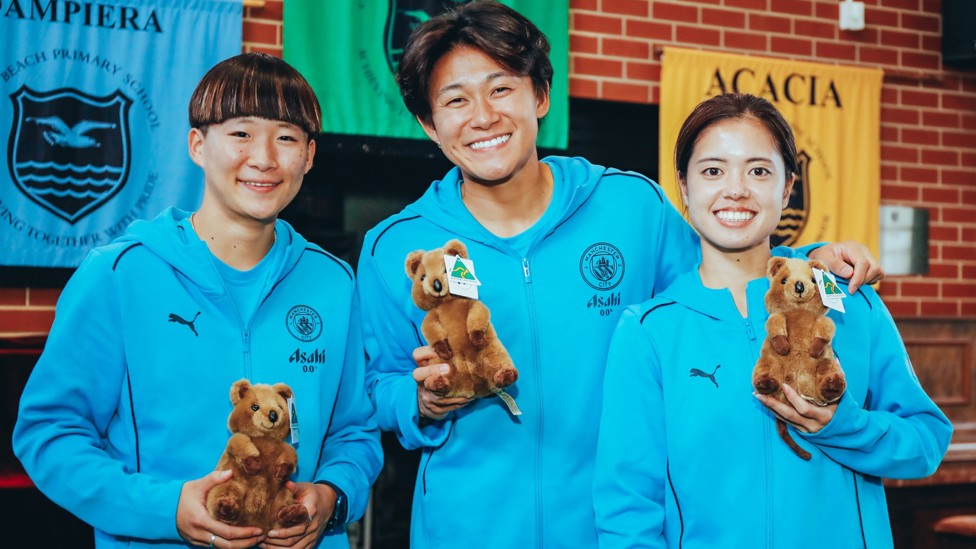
top-left (808, 337), bottom-right (828, 358)
top-left (819, 374), bottom-right (846, 403)
top-left (278, 503), bottom-right (310, 527)
top-left (494, 367), bottom-right (518, 388)
top-left (273, 462), bottom-right (294, 482)
top-left (242, 455), bottom-right (262, 475)
top-left (432, 339), bottom-right (453, 360)
top-left (470, 330), bottom-right (487, 349)
top-left (425, 374), bottom-right (452, 396)
top-left (213, 497), bottom-right (241, 522)
top-left (754, 374), bottom-right (779, 395)
top-left (771, 335), bottom-right (790, 356)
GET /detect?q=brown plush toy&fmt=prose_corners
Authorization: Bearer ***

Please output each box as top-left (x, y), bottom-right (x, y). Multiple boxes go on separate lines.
top-left (206, 379), bottom-right (309, 531)
top-left (753, 257), bottom-right (846, 461)
top-left (406, 239), bottom-right (518, 400)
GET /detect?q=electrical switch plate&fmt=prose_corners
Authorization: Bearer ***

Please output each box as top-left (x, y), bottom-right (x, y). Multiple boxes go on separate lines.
top-left (839, 1), bottom-right (865, 31)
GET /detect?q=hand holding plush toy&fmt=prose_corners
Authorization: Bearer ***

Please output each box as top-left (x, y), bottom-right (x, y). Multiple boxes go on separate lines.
top-left (206, 379), bottom-right (309, 531)
top-left (406, 239), bottom-right (518, 403)
top-left (753, 257), bottom-right (846, 460)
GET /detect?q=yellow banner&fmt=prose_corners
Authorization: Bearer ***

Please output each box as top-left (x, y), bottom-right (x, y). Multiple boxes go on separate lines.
top-left (659, 47), bottom-right (883, 254)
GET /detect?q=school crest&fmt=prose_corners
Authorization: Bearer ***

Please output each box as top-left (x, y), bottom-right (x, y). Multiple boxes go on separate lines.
top-left (772, 150), bottom-right (811, 247)
top-left (384, 0), bottom-right (462, 74)
top-left (7, 86), bottom-right (132, 224)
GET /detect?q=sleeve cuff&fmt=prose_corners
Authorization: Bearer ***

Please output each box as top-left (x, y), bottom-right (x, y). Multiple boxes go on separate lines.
top-left (317, 481), bottom-right (348, 531)
top-left (393, 373), bottom-right (452, 449)
top-left (798, 391), bottom-right (859, 441)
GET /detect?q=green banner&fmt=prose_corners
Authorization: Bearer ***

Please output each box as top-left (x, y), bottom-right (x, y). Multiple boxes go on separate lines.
top-left (284, 0), bottom-right (568, 149)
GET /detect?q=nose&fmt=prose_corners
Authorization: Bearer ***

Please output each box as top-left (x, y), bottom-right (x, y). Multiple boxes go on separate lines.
top-left (723, 173), bottom-right (749, 200)
top-left (470, 97), bottom-right (500, 129)
top-left (269, 410), bottom-right (278, 423)
top-left (249, 138), bottom-right (278, 171)
top-left (432, 279), bottom-right (443, 293)
top-left (794, 281), bottom-right (805, 294)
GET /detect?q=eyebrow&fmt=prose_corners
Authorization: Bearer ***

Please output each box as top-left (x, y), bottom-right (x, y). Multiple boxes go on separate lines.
top-left (435, 71), bottom-right (512, 97)
top-left (694, 156), bottom-right (773, 164)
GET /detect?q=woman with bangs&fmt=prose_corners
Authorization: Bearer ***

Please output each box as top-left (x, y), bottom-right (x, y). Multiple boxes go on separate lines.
top-left (593, 93), bottom-right (950, 548)
top-left (14, 53), bottom-right (382, 549)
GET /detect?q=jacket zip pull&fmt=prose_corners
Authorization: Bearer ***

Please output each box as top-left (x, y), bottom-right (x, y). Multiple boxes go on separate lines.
top-left (522, 257), bottom-right (532, 283)
top-left (242, 328), bottom-right (251, 378)
top-left (745, 319), bottom-right (757, 341)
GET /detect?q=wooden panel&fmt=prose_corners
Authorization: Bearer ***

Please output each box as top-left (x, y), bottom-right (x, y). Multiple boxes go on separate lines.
top-left (896, 320), bottom-right (976, 447)
top-left (906, 339), bottom-right (971, 407)
top-left (888, 321), bottom-right (976, 548)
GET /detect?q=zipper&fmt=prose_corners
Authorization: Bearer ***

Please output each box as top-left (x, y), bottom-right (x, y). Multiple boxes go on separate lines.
top-left (242, 328), bottom-right (251, 379)
top-left (520, 255), bottom-right (543, 548)
top-left (745, 313), bottom-right (773, 549)
top-left (744, 319), bottom-right (756, 342)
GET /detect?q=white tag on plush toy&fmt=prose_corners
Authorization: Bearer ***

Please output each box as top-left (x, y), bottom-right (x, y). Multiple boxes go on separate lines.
top-left (813, 267), bottom-right (846, 313)
top-left (287, 396), bottom-right (300, 445)
top-left (444, 254), bottom-right (481, 299)
top-left (491, 387), bottom-right (522, 416)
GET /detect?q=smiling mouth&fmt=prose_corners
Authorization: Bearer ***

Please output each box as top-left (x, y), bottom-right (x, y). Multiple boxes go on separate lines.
top-left (469, 134), bottom-right (511, 150)
top-left (715, 210), bottom-right (755, 222)
top-left (241, 180), bottom-right (278, 188)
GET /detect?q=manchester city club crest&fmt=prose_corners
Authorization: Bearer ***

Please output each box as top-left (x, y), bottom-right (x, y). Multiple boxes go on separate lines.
top-left (8, 86), bottom-right (132, 224)
top-left (773, 150), bottom-right (811, 247)
top-left (286, 305), bottom-right (324, 342)
top-left (384, 0), bottom-right (462, 74)
top-left (580, 242), bottom-right (625, 290)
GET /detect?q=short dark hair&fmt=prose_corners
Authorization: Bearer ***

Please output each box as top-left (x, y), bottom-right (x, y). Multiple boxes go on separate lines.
top-left (396, 0), bottom-right (553, 126)
top-left (188, 53), bottom-right (322, 137)
top-left (675, 93), bottom-right (798, 183)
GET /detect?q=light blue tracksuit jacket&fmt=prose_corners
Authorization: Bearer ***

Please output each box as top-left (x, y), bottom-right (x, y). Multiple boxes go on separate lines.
top-left (14, 208), bottom-right (382, 548)
top-left (594, 269), bottom-right (952, 549)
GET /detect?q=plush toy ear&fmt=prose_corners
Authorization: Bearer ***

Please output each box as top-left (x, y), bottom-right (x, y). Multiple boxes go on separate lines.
top-left (809, 259), bottom-right (829, 274)
top-left (767, 257), bottom-right (787, 279)
top-left (405, 250), bottom-right (424, 279)
top-left (443, 239), bottom-right (468, 259)
top-left (273, 383), bottom-right (293, 401)
top-left (230, 379), bottom-right (251, 405)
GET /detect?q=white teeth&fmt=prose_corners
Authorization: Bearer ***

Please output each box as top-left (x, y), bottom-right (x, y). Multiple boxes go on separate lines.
top-left (242, 181), bottom-right (275, 187)
top-left (469, 134), bottom-right (510, 150)
top-left (716, 210), bottom-right (754, 222)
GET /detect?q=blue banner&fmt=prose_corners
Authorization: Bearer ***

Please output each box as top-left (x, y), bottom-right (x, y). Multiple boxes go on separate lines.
top-left (1, 0), bottom-right (241, 267)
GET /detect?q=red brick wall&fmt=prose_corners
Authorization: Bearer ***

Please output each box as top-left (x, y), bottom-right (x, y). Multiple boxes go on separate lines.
top-left (2, 0), bottom-right (972, 337)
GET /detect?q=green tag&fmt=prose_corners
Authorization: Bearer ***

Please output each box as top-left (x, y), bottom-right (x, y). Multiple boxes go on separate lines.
top-left (820, 270), bottom-right (843, 295)
top-left (451, 256), bottom-right (478, 282)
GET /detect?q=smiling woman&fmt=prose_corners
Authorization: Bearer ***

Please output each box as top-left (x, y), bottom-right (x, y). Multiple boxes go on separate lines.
top-left (11, 53), bottom-right (382, 549)
top-left (592, 94), bottom-right (951, 548)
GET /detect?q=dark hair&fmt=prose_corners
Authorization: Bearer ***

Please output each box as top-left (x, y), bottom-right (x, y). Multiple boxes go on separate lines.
top-left (396, 0), bottom-right (553, 126)
top-left (674, 93), bottom-right (798, 183)
top-left (188, 53), bottom-right (322, 137)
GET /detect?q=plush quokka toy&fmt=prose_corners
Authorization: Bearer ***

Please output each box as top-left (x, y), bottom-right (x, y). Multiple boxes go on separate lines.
top-left (207, 379), bottom-right (308, 530)
top-left (753, 257), bottom-right (846, 461)
top-left (406, 239), bottom-right (518, 400)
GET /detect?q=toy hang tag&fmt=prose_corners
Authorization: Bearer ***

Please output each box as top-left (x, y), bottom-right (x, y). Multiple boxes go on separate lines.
top-left (287, 396), bottom-right (300, 445)
top-left (491, 387), bottom-right (522, 416)
top-left (444, 254), bottom-right (480, 299)
top-left (813, 267), bottom-right (846, 313)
